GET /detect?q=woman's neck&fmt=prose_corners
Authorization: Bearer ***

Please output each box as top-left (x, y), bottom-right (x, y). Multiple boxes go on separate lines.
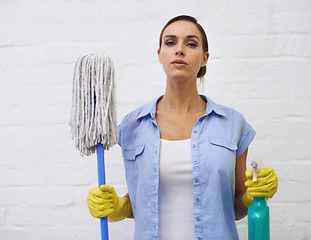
top-left (158, 77), bottom-right (206, 113)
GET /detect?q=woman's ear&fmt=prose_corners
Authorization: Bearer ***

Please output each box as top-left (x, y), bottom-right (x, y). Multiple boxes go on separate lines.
top-left (158, 49), bottom-right (162, 64)
top-left (201, 52), bottom-right (209, 67)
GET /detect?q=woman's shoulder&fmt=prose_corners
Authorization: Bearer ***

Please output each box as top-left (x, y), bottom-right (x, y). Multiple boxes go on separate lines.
top-left (205, 97), bottom-right (256, 151)
top-left (204, 96), bottom-right (246, 121)
top-left (218, 103), bottom-right (244, 119)
top-left (119, 96), bottom-right (160, 128)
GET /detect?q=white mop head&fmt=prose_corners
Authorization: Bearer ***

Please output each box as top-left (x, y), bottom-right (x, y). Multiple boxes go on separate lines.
top-left (70, 53), bottom-right (118, 156)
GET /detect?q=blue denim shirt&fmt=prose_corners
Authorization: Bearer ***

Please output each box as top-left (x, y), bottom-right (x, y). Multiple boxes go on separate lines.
top-left (118, 95), bottom-right (256, 240)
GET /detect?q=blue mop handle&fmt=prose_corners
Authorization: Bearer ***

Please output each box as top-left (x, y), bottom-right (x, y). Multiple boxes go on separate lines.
top-left (97, 143), bottom-right (109, 240)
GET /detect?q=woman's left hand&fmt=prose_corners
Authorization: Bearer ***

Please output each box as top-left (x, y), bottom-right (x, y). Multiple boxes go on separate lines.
top-left (243, 167), bottom-right (278, 207)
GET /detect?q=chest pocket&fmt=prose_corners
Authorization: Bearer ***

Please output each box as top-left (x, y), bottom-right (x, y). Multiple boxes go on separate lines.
top-left (209, 137), bottom-right (237, 151)
top-left (123, 144), bottom-right (145, 161)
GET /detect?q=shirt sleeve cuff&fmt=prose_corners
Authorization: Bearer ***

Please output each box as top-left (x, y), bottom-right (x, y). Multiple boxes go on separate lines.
top-left (236, 123), bottom-right (256, 159)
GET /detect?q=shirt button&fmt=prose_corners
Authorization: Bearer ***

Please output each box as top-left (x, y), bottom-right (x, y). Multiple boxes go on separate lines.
top-left (197, 237), bottom-right (201, 240)
top-left (192, 143), bottom-right (196, 148)
top-left (196, 217), bottom-right (201, 222)
top-left (194, 159), bottom-right (198, 164)
top-left (196, 198), bottom-right (200, 203)
top-left (153, 167), bottom-right (157, 173)
top-left (193, 130), bottom-right (198, 133)
top-left (194, 178), bottom-right (199, 183)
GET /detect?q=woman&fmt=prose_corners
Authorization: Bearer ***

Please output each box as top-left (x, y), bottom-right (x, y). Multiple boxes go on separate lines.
top-left (87, 15), bottom-right (278, 240)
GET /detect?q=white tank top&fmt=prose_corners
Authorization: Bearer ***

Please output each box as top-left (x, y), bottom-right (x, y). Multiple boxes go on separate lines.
top-left (158, 139), bottom-right (195, 240)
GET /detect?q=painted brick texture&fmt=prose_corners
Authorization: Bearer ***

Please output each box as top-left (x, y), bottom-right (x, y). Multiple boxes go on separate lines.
top-left (1, 1), bottom-right (310, 239)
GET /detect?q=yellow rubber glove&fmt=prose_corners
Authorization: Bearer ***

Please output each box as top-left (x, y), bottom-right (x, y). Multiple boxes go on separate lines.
top-left (87, 185), bottom-right (132, 222)
top-left (243, 167), bottom-right (278, 208)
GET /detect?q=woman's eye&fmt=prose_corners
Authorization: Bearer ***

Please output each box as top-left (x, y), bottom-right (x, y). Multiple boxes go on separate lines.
top-left (165, 41), bottom-right (175, 46)
top-left (187, 42), bottom-right (197, 47)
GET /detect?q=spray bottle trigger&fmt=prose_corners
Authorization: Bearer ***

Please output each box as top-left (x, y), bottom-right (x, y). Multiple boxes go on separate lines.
top-left (251, 161), bottom-right (258, 182)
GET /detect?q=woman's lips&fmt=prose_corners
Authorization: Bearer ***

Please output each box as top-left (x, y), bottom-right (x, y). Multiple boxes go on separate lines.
top-left (171, 59), bottom-right (187, 67)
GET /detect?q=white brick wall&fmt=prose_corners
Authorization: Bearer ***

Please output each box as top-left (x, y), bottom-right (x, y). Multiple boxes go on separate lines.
top-left (0, 1), bottom-right (310, 239)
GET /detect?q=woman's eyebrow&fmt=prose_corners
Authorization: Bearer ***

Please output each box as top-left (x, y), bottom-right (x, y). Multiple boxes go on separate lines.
top-left (164, 35), bottom-right (199, 40)
top-left (186, 35), bottom-right (199, 40)
top-left (164, 35), bottom-right (177, 39)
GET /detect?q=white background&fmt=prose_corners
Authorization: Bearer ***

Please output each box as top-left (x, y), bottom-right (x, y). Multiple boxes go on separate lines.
top-left (0, 0), bottom-right (311, 239)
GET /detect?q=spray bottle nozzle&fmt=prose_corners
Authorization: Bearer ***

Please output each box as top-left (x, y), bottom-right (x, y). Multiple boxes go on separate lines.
top-left (251, 161), bottom-right (258, 182)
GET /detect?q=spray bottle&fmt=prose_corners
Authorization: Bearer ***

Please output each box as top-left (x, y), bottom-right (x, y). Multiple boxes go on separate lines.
top-left (248, 161), bottom-right (270, 240)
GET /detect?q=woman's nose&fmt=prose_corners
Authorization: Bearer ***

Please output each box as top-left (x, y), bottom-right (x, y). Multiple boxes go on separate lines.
top-left (175, 43), bottom-right (184, 56)
top-left (175, 49), bottom-right (184, 56)
top-left (175, 47), bottom-right (184, 56)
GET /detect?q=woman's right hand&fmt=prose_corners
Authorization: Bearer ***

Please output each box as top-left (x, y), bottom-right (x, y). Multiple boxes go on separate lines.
top-left (87, 185), bottom-right (117, 218)
top-left (87, 185), bottom-right (132, 222)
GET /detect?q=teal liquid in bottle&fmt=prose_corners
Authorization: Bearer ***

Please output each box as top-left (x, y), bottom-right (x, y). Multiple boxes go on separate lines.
top-left (248, 161), bottom-right (270, 240)
top-left (248, 197), bottom-right (270, 240)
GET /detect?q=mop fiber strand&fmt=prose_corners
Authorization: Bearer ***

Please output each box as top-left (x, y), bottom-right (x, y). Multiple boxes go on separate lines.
top-left (70, 54), bottom-right (118, 156)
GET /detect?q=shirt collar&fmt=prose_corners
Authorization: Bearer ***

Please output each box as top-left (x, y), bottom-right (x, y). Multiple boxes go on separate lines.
top-left (136, 96), bottom-right (162, 120)
top-left (136, 95), bottom-right (226, 120)
top-left (200, 95), bottom-right (226, 117)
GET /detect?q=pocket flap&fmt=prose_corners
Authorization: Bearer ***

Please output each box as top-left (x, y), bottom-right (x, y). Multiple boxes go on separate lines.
top-left (123, 144), bottom-right (145, 160)
top-left (209, 137), bottom-right (237, 151)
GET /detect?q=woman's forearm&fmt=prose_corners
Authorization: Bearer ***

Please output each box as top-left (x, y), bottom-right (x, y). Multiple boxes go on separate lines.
top-left (234, 189), bottom-right (248, 220)
top-left (124, 193), bottom-right (134, 219)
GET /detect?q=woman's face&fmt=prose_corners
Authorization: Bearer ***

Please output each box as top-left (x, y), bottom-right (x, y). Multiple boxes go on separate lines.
top-left (158, 20), bottom-right (209, 82)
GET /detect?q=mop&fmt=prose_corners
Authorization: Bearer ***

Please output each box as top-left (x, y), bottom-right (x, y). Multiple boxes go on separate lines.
top-left (70, 53), bottom-right (118, 240)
